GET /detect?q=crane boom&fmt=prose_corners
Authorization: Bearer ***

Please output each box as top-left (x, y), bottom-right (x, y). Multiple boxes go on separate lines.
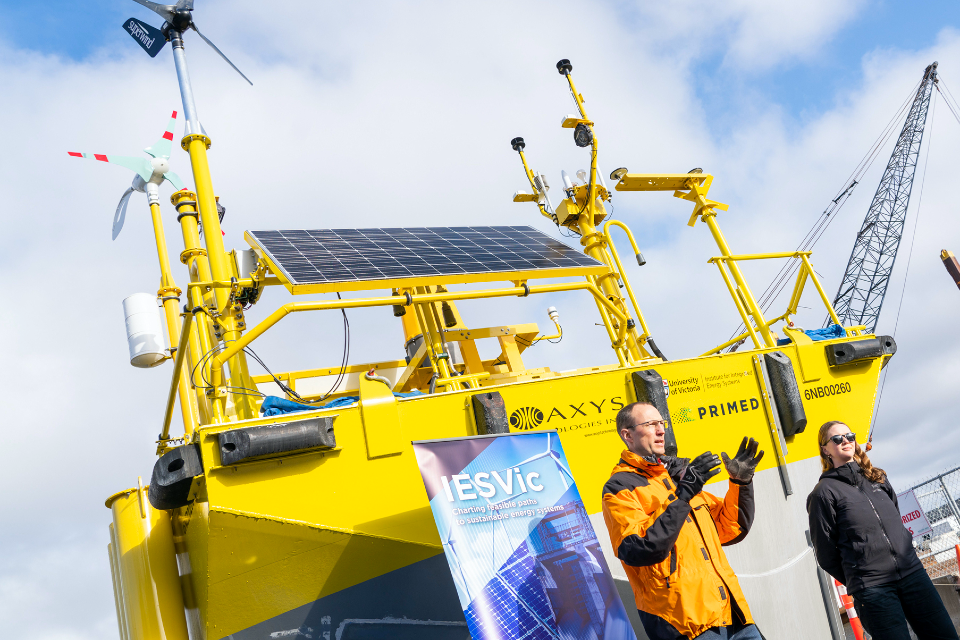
top-left (941, 250), bottom-right (960, 290)
top-left (830, 62), bottom-right (938, 333)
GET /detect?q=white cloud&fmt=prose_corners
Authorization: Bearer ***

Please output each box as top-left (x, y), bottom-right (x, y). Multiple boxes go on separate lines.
top-left (1, 1), bottom-right (958, 638)
top-left (627, 0), bottom-right (868, 70)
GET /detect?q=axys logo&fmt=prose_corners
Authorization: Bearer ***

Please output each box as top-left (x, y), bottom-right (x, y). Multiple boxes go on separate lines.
top-left (507, 396), bottom-right (626, 435)
top-left (510, 407), bottom-right (544, 430)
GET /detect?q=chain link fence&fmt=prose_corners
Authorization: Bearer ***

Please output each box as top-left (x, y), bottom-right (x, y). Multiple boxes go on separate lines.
top-left (907, 466), bottom-right (960, 579)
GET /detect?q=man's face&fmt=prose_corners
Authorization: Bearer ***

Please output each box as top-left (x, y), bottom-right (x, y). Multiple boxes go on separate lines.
top-left (621, 404), bottom-right (666, 457)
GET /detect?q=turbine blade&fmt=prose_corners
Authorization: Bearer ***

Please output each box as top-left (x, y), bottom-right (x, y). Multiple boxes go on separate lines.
top-left (192, 26), bottom-right (253, 85)
top-left (145, 110), bottom-right (178, 159)
top-left (67, 153), bottom-right (153, 182)
top-left (174, 0), bottom-right (194, 9)
top-left (164, 171), bottom-right (187, 191)
top-left (129, 0), bottom-right (176, 22)
top-left (113, 188), bottom-right (136, 240)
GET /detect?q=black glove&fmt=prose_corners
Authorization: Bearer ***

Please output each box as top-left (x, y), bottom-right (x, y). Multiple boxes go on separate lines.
top-left (676, 451), bottom-right (721, 502)
top-left (721, 437), bottom-right (764, 484)
top-left (661, 455), bottom-right (690, 484)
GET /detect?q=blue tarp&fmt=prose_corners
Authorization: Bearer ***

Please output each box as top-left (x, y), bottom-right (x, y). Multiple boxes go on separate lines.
top-left (260, 390), bottom-right (424, 416)
top-left (777, 323), bottom-right (846, 346)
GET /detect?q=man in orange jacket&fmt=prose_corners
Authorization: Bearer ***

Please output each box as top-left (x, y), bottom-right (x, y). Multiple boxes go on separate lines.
top-left (602, 401), bottom-right (765, 640)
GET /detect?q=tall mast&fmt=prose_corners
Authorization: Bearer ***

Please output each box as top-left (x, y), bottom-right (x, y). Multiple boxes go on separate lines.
top-left (830, 62), bottom-right (938, 334)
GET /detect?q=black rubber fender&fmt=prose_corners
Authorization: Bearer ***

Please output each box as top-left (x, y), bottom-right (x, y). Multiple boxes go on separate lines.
top-left (825, 335), bottom-right (897, 367)
top-left (631, 369), bottom-right (678, 456)
top-left (218, 416), bottom-right (336, 466)
top-left (764, 351), bottom-right (807, 436)
top-left (472, 392), bottom-right (510, 435)
top-left (148, 443), bottom-right (203, 510)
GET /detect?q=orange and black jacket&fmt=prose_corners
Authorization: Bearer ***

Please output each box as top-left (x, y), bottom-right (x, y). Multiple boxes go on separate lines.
top-left (601, 449), bottom-right (756, 639)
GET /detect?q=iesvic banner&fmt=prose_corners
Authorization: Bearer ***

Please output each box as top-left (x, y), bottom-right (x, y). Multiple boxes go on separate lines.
top-left (412, 431), bottom-right (636, 640)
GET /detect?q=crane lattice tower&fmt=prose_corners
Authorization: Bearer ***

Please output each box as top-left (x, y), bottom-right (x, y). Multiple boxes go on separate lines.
top-left (830, 62), bottom-right (938, 334)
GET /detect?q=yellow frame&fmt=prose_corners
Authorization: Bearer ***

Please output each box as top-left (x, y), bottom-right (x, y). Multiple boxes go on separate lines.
top-left (203, 280), bottom-right (631, 416)
top-left (701, 252), bottom-right (851, 356)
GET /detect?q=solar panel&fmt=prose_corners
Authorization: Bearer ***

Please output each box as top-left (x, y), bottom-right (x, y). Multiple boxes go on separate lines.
top-left (244, 226), bottom-right (608, 294)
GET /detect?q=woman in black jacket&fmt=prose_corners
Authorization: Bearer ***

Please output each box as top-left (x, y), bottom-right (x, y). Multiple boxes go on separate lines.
top-left (807, 420), bottom-right (958, 640)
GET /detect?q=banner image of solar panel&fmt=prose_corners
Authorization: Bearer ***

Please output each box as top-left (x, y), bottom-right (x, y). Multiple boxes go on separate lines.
top-left (412, 432), bottom-right (636, 640)
top-left (245, 226), bottom-right (607, 293)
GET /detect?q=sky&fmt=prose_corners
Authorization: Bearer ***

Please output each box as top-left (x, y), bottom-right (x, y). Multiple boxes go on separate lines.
top-left (2, 0), bottom-right (960, 638)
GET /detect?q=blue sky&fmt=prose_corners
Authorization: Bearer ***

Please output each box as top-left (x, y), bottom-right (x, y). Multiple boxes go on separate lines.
top-left (745, 1), bottom-right (958, 117)
top-left (5, 0), bottom-right (958, 126)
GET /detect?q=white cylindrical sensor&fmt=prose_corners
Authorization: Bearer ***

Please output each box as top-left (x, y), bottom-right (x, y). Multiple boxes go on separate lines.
top-left (122, 293), bottom-right (167, 368)
top-left (237, 248), bottom-right (258, 278)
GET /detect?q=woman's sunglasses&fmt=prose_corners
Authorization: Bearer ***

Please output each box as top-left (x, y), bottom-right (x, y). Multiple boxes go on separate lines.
top-left (826, 433), bottom-right (856, 446)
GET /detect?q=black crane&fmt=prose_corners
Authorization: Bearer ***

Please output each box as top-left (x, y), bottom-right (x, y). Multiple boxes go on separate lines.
top-left (830, 62), bottom-right (938, 333)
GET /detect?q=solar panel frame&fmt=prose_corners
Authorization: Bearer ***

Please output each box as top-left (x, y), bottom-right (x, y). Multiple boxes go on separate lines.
top-left (244, 226), bottom-right (609, 294)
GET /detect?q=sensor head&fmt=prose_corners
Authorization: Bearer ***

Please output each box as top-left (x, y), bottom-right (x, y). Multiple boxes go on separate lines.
top-left (556, 59), bottom-right (573, 75)
top-left (511, 137), bottom-right (526, 152)
top-left (610, 167), bottom-right (628, 181)
top-left (574, 123), bottom-right (593, 148)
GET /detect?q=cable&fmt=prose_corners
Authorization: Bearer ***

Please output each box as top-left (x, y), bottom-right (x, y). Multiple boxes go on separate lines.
top-left (869, 89), bottom-right (936, 444)
top-left (189, 340), bottom-right (268, 399)
top-left (191, 293), bottom-right (352, 408)
top-left (935, 78), bottom-right (960, 128)
top-left (515, 325), bottom-right (563, 349)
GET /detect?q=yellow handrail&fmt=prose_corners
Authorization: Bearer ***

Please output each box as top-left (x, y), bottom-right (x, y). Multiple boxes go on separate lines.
top-left (204, 281), bottom-right (628, 415)
top-left (702, 251), bottom-right (846, 355)
top-left (603, 220), bottom-right (652, 340)
top-left (159, 309), bottom-right (195, 449)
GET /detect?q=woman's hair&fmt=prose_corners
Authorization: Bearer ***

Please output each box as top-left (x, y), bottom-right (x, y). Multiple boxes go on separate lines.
top-left (818, 420), bottom-right (886, 483)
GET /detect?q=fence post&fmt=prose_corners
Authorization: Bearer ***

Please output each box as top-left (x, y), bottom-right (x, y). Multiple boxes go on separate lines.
top-left (938, 476), bottom-right (960, 530)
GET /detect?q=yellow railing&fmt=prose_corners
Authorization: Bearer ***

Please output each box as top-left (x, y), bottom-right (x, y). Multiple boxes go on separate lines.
top-left (701, 251), bottom-right (849, 357)
top-left (198, 280), bottom-right (630, 418)
top-left (603, 220), bottom-right (653, 342)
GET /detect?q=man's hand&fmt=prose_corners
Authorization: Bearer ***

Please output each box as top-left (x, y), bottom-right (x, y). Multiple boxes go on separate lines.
top-left (676, 452), bottom-right (721, 501)
top-left (661, 455), bottom-right (690, 484)
top-left (721, 437), bottom-right (765, 484)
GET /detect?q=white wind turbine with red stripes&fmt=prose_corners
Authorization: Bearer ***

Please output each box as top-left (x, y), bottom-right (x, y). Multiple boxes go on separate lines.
top-left (69, 111), bottom-right (187, 239)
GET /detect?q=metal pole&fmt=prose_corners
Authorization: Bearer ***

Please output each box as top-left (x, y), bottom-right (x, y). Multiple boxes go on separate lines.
top-left (166, 28), bottom-right (257, 419)
top-left (169, 31), bottom-right (200, 135)
top-left (938, 475), bottom-right (960, 527)
top-left (754, 354), bottom-right (793, 497)
top-left (816, 566), bottom-right (845, 640)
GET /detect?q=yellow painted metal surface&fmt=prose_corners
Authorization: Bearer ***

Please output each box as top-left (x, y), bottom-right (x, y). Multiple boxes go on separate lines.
top-left (107, 525), bottom-right (130, 640)
top-left (359, 373), bottom-right (405, 458)
top-left (155, 334), bottom-right (883, 639)
top-left (109, 487), bottom-right (189, 640)
top-left (615, 173), bottom-right (710, 191)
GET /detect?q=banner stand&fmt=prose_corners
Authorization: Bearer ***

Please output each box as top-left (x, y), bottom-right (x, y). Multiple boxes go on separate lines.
top-left (413, 430), bottom-right (637, 640)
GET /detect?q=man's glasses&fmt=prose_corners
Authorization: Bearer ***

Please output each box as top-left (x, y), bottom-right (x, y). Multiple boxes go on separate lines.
top-left (826, 433), bottom-right (856, 446)
top-left (633, 419), bottom-right (667, 429)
